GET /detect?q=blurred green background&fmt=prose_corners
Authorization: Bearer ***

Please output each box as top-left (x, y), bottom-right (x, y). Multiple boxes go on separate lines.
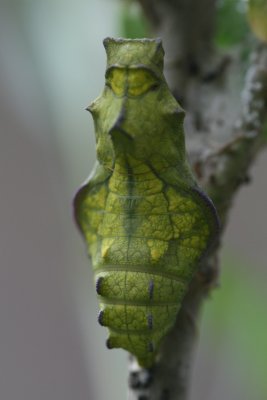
top-left (0, 1), bottom-right (266, 399)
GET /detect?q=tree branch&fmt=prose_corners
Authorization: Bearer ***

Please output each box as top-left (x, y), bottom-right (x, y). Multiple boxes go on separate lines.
top-left (127, 2), bottom-right (267, 399)
top-left (198, 45), bottom-right (267, 224)
top-left (137, 0), bottom-right (217, 101)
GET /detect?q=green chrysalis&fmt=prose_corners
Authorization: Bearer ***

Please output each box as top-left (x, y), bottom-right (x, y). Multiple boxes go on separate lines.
top-left (74, 38), bottom-right (219, 368)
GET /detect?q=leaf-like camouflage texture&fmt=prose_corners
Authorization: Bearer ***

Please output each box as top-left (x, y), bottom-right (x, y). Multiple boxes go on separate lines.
top-left (74, 38), bottom-right (219, 368)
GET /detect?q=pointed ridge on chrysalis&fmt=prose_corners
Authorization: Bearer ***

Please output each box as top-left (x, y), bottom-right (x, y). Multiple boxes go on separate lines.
top-left (86, 101), bottom-right (98, 115)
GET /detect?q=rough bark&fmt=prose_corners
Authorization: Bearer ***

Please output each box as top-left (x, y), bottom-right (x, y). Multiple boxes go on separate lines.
top-left (127, 1), bottom-right (267, 399)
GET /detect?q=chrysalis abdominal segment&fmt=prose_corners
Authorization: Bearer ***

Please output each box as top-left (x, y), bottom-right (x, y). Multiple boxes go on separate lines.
top-left (74, 37), bottom-right (219, 368)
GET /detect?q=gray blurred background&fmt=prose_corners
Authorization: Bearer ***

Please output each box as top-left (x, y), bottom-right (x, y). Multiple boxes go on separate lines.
top-left (0, 1), bottom-right (266, 399)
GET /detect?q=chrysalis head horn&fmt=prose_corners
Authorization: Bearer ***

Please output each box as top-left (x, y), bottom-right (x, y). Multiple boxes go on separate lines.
top-left (103, 37), bottom-right (164, 76)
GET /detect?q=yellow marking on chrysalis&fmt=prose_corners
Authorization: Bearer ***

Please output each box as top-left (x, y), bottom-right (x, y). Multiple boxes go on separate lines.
top-left (106, 67), bottom-right (159, 97)
top-left (166, 187), bottom-right (198, 212)
top-left (147, 239), bottom-right (168, 262)
top-left (128, 68), bottom-right (158, 97)
top-left (106, 68), bottom-right (126, 96)
top-left (101, 238), bottom-right (115, 259)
